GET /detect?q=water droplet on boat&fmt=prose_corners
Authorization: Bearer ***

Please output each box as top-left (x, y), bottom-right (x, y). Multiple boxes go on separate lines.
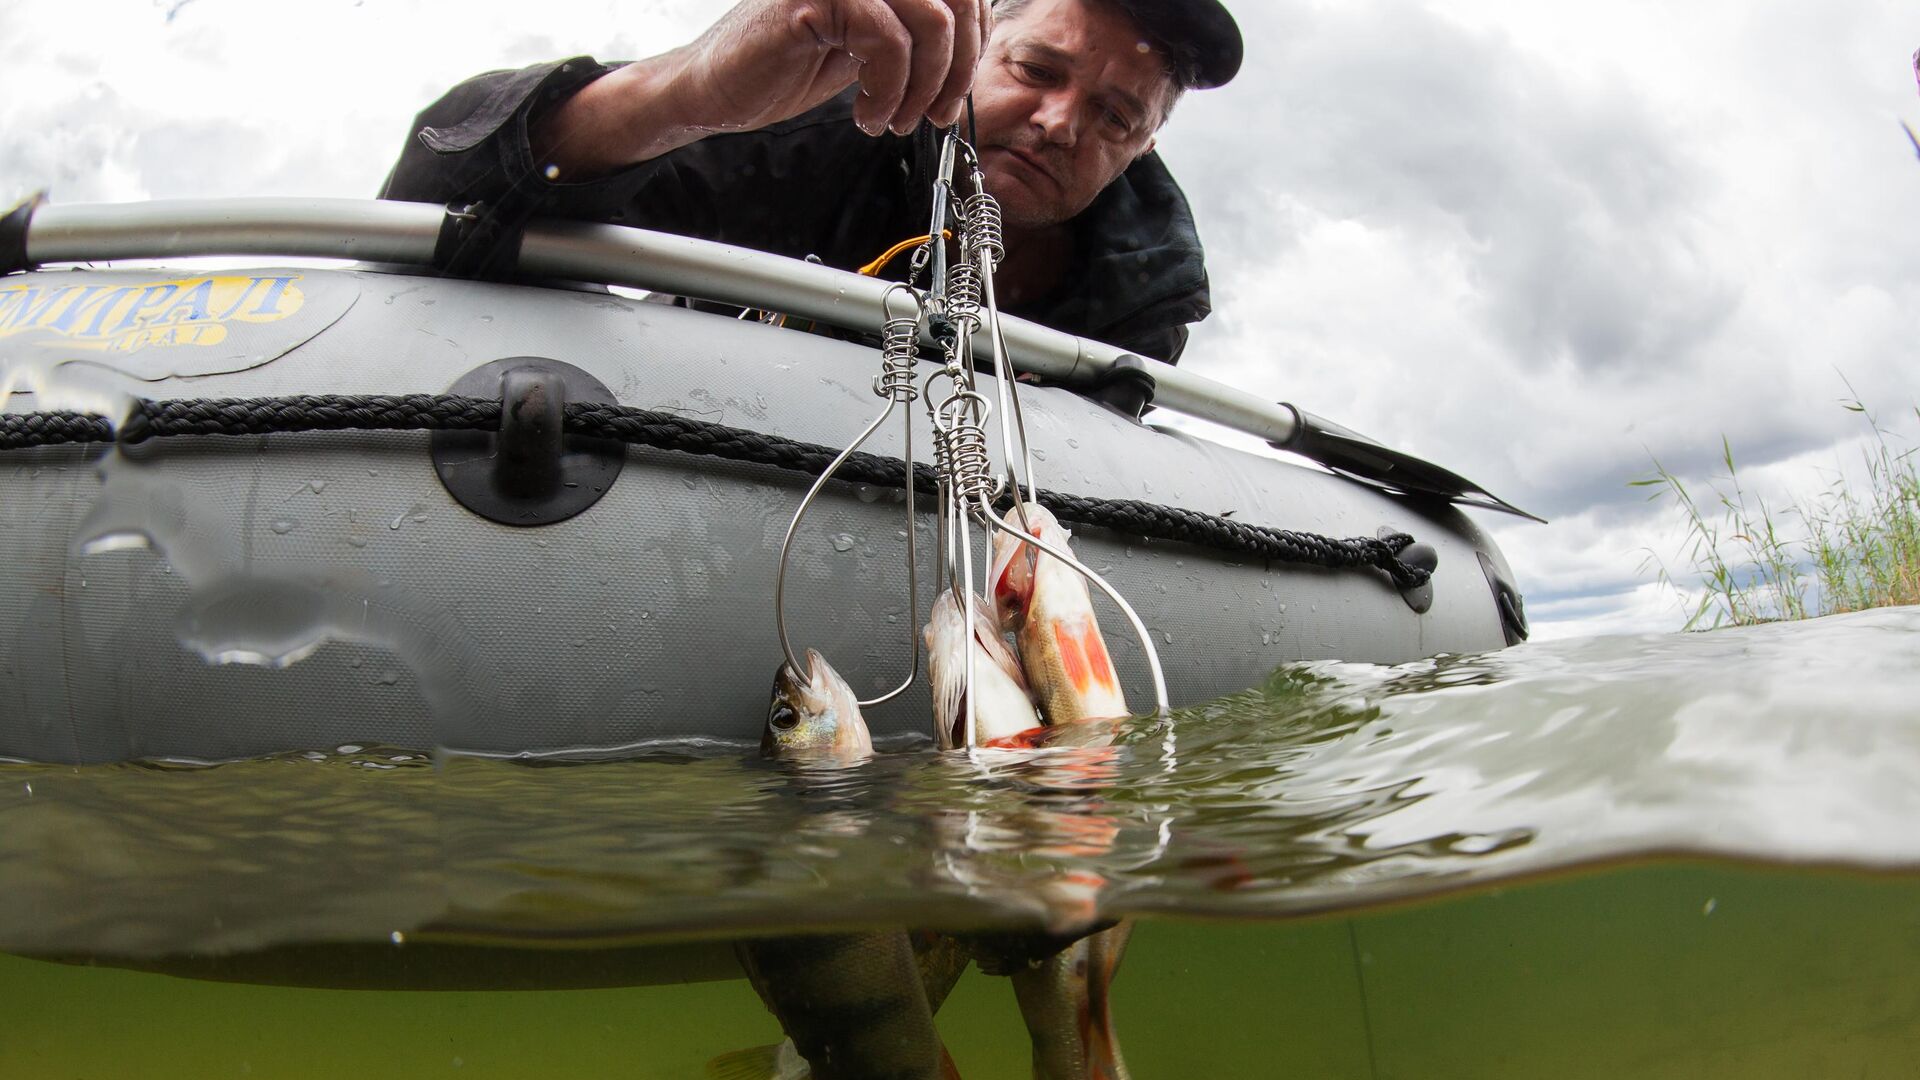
top-left (78, 531), bottom-right (154, 555)
top-left (1033, 448), bottom-right (1048, 461)
top-left (1161, 631), bottom-right (1172, 643)
top-left (376, 670), bottom-right (400, 685)
top-left (570, 639), bottom-right (586, 648)
top-left (270, 518), bottom-right (296, 535)
top-left (1703, 898), bottom-right (1717, 915)
top-left (388, 513), bottom-right (405, 531)
top-left (1261, 632), bottom-right (1272, 645)
top-left (1067, 438), bottom-right (1080, 449)
top-left (831, 533), bottom-right (855, 552)
top-left (855, 485), bottom-right (882, 503)
top-left (1278, 603), bottom-right (1287, 614)
top-left (310, 480), bottom-right (327, 494)
top-left (349, 657), bottom-right (364, 669)
top-left (390, 930), bottom-right (407, 945)
top-left (347, 535), bottom-right (368, 549)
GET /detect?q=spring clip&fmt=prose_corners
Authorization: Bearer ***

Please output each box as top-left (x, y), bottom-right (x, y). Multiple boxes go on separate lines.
top-left (774, 120), bottom-right (1170, 747)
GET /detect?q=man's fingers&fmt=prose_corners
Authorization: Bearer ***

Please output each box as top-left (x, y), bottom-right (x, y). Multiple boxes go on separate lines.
top-left (885, 0), bottom-right (958, 134)
top-left (843, 0), bottom-right (914, 135)
top-left (930, 0), bottom-right (984, 128)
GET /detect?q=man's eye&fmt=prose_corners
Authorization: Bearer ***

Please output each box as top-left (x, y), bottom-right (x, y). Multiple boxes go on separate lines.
top-left (1104, 110), bottom-right (1131, 131)
top-left (1018, 62), bottom-right (1053, 83)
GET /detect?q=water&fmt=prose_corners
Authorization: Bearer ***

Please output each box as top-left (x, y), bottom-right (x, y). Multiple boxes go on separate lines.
top-left (4, 607), bottom-right (1919, 1076)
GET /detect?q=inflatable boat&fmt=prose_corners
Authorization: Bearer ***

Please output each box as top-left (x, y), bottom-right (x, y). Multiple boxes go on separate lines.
top-left (0, 198), bottom-right (1531, 764)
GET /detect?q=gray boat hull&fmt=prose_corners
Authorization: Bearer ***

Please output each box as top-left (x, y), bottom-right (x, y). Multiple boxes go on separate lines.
top-left (1, 266), bottom-right (1518, 763)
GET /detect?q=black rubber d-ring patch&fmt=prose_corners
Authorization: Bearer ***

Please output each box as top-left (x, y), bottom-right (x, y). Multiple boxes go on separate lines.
top-left (430, 356), bottom-right (625, 526)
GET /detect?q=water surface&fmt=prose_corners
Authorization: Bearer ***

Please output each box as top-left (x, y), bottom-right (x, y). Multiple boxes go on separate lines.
top-left (4, 607), bottom-right (1918, 1075)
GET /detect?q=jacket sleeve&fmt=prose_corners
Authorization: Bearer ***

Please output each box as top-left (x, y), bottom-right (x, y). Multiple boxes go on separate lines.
top-left (380, 64), bottom-right (907, 277)
top-left (1115, 323), bottom-right (1189, 365)
top-left (378, 58), bottom-right (611, 212)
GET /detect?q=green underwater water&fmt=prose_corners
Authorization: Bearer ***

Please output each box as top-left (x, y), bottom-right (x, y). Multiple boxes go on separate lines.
top-left (5, 860), bottom-right (1919, 1078)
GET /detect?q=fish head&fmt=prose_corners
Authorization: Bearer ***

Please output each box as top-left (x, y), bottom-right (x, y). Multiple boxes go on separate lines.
top-left (765, 649), bottom-right (874, 763)
top-left (990, 504), bottom-right (1066, 631)
top-left (925, 588), bottom-right (1042, 749)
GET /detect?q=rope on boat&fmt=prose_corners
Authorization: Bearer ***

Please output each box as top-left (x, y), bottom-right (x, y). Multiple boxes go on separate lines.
top-left (0, 393), bottom-right (1432, 589)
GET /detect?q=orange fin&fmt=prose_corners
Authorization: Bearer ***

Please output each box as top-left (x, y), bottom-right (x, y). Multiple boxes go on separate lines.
top-left (1054, 621), bottom-right (1092, 692)
top-left (1080, 623), bottom-right (1118, 692)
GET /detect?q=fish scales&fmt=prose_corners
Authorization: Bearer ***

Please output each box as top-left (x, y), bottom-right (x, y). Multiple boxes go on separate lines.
top-left (737, 931), bottom-right (948, 1080)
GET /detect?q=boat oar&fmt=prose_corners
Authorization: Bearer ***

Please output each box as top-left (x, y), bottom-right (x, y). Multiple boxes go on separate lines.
top-left (1268, 405), bottom-right (1546, 523)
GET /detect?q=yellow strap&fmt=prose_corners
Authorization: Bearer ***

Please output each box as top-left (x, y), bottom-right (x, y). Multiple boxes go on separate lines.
top-left (858, 231), bottom-right (952, 277)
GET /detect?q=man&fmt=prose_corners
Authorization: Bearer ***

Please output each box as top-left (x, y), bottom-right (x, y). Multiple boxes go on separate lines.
top-left (381, 0), bottom-right (1240, 363)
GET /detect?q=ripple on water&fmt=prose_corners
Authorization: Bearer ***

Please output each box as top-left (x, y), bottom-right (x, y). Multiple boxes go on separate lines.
top-left (3, 607), bottom-right (1919, 958)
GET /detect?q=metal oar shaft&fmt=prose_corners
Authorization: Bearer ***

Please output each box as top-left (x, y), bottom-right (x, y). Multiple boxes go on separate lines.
top-left (20, 198), bottom-right (1301, 446)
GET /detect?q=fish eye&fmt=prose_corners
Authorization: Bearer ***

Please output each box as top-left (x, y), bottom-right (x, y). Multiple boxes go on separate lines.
top-left (770, 705), bottom-right (799, 731)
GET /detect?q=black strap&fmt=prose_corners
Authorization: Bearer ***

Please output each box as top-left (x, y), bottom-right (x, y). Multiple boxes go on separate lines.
top-left (432, 201), bottom-right (523, 280)
top-left (1, 192), bottom-right (46, 276)
top-left (0, 393), bottom-right (1434, 589)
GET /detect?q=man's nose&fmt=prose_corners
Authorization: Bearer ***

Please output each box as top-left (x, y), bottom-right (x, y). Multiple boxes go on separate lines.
top-left (1031, 89), bottom-right (1080, 147)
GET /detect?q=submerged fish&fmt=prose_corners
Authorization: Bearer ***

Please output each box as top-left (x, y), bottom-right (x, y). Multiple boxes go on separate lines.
top-left (924, 588), bottom-right (1043, 749)
top-left (989, 505), bottom-right (1129, 725)
top-left (711, 930), bottom-right (974, 1080)
top-left (765, 648), bottom-right (874, 764)
top-left (727, 931), bottom-right (959, 1080)
top-left (720, 653), bottom-right (953, 1080)
top-left (1008, 920), bottom-right (1135, 1080)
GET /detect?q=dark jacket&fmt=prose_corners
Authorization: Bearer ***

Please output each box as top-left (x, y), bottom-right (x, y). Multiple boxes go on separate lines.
top-left (380, 58), bottom-right (1212, 362)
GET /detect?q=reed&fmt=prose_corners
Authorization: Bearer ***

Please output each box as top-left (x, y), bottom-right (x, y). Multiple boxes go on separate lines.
top-left (1635, 393), bottom-right (1920, 628)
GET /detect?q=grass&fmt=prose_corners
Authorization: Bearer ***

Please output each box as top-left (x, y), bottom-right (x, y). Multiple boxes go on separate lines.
top-left (1635, 390), bottom-right (1920, 629)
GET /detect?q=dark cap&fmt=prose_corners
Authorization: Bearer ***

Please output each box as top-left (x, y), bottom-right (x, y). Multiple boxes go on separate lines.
top-left (1111, 0), bottom-right (1243, 89)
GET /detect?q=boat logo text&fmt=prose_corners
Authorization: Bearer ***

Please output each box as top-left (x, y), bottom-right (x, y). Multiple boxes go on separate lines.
top-left (0, 274), bottom-right (307, 353)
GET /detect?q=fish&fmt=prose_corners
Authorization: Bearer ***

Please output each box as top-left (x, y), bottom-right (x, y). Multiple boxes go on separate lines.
top-left (716, 653), bottom-right (954, 1080)
top-left (988, 505), bottom-right (1129, 725)
top-left (709, 930), bottom-right (973, 1080)
top-left (1007, 920), bottom-right (1136, 1080)
top-left (924, 588), bottom-right (1044, 749)
top-left (726, 931), bottom-right (959, 1080)
top-left (765, 648), bottom-right (874, 764)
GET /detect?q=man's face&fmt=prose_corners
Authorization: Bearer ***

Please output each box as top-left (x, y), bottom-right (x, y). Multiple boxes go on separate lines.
top-left (969, 0), bottom-right (1174, 230)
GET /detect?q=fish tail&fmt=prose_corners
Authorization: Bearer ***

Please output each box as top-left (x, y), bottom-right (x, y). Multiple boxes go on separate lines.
top-left (705, 1040), bottom-right (807, 1080)
top-left (1084, 922), bottom-right (1134, 1080)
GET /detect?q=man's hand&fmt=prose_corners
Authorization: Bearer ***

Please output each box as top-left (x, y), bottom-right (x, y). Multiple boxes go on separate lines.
top-left (687, 0), bottom-right (989, 136)
top-left (536, 0), bottom-right (989, 177)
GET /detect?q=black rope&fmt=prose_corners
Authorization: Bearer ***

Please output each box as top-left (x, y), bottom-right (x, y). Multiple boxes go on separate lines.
top-left (0, 394), bottom-right (1430, 589)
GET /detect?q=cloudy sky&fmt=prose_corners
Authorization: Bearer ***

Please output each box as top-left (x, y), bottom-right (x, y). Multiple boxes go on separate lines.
top-left (3, 0), bottom-right (1916, 639)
